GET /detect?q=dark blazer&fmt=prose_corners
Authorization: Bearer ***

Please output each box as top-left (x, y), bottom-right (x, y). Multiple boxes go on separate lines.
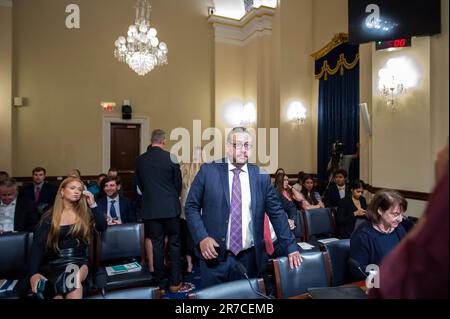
top-left (13, 196), bottom-right (40, 232)
top-left (185, 160), bottom-right (298, 275)
top-left (20, 182), bottom-right (57, 213)
top-left (336, 196), bottom-right (368, 239)
top-left (323, 183), bottom-right (351, 208)
top-left (96, 195), bottom-right (137, 224)
top-left (134, 146), bottom-right (182, 220)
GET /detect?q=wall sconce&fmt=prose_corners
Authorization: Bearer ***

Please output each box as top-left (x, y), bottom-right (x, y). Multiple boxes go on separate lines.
top-left (240, 102), bottom-right (257, 127)
top-left (287, 101), bottom-right (307, 125)
top-left (101, 102), bottom-right (116, 112)
top-left (378, 57), bottom-right (419, 106)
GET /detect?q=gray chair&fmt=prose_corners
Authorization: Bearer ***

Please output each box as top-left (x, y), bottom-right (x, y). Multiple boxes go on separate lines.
top-left (87, 286), bottom-right (160, 299)
top-left (0, 232), bottom-right (30, 299)
top-left (322, 239), bottom-right (351, 286)
top-left (273, 252), bottom-right (330, 298)
top-left (95, 223), bottom-right (155, 291)
top-left (188, 278), bottom-right (267, 299)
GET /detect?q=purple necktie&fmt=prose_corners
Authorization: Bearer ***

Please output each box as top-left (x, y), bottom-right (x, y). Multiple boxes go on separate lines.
top-left (229, 168), bottom-right (242, 256)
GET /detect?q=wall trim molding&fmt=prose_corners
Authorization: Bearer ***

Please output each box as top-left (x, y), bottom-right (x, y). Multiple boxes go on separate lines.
top-left (208, 6), bottom-right (275, 46)
top-left (366, 185), bottom-right (430, 201)
top-left (102, 116), bottom-right (150, 173)
top-left (0, 0), bottom-right (12, 7)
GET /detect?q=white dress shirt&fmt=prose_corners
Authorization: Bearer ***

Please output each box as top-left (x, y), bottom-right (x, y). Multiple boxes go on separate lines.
top-left (337, 185), bottom-right (346, 199)
top-left (0, 199), bottom-right (16, 233)
top-left (226, 160), bottom-right (253, 251)
top-left (107, 195), bottom-right (122, 223)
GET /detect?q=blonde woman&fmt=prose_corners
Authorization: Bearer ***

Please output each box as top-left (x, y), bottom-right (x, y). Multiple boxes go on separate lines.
top-left (180, 147), bottom-right (203, 273)
top-left (28, 177), bottom-right (107, 299)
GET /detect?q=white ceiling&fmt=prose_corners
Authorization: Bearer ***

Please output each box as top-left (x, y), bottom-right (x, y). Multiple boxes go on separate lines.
top-left (213, 0), bottom-right (277, 20)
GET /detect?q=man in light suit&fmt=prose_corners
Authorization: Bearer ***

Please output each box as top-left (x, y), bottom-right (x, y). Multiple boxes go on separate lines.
top-left (185, 127), bottom-right (302, 288)
top-left (96, 176), bottom-right (136, 225)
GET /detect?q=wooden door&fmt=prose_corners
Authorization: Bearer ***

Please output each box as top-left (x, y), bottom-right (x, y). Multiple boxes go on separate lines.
top-left (110, 124), bottom-right (140, 198)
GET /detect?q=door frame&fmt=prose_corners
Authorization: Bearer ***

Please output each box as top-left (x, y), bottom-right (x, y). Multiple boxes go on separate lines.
top-left (102, 116), bottom-right (149, 173)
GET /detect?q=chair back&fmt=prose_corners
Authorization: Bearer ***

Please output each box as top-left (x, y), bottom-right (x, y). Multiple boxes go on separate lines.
top-left (189, 278), bottom-right (266, 299)
top-left (273, 252), bottom-right (330, 298)
top-left (87, 286), bottom-right (160, 299)
top-left (97, 223), bottom-right (145, 266)
top-left (303, 208), bottom-right (334, 240)
top-left (293, 210), bottom-right (305, 239)
top-left (0, 232), bottom-right (29, 278)
top-left (322, 239), bottom-right (351, 286)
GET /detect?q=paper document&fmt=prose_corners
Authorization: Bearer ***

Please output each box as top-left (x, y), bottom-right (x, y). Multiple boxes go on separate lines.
top-left (0, 279), bottom-right (18, 293)
top-left (317, 238), bottom-right (339, 244)
top-left (297, 242), bottom-right (315, 250)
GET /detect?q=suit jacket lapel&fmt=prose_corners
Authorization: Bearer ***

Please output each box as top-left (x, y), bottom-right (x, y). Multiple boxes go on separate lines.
top-left (248, 165), bottom-right (257, 220)
top-left (119, 197), bottom-right (125, 221)
top-left (220, 162), bottom-right (230, 215)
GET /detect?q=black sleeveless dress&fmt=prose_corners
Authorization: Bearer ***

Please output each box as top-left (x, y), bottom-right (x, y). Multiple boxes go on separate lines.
top-left (28, 207), bottom-right (107, 296)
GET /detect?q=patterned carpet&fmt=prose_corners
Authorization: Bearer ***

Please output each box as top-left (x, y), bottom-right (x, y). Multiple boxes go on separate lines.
top-left (161, 266), bottom-right (202, 299)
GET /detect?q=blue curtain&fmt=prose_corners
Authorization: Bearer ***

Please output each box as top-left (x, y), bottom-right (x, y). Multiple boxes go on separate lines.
top-left (316, 42), bottom-right (360, 181)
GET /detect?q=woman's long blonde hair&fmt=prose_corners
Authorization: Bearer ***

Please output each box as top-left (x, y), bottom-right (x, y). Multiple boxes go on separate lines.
top-left (43, 177), bottom-right (92, 251)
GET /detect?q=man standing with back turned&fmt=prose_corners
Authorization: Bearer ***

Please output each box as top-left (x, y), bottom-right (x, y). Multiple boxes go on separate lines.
top-left (185, 127), bottom-right (302, 288)
top-left (135, 129), bottom-right (183, 293)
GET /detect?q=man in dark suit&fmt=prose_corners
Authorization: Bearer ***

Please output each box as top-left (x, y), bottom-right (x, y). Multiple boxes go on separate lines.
top-left (185, 127), bottom-right (302, 288)
top-left (0, 178), bottom-right (39, 234)
top-left (96, 176), bottom-right (136, 225)
top-left (135, 130), bottom-right (182, 293)
top-left (19, 167), bottom-right (57, 215)
top-left (323, 169), bottom-right (351, 208)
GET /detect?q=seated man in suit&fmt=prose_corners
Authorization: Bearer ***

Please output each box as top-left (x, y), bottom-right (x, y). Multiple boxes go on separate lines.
top-left (19, 167), bottom-right (57, 216)
top-left (97, 176), bottom-right (136, 225)
top-left (0, 177), bottom-right (39, 234)
top-left (323, 169), bottom-right (351, 208)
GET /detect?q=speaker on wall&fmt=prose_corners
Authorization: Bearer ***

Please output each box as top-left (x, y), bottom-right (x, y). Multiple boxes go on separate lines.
top-left (122, 100), bottom-right (132, 120)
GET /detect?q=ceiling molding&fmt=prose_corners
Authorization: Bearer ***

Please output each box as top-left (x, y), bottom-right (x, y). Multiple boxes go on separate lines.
top-left (0, 0), bottom-right (12, 7)
top-left (208, 6), bottom-right (275, 46)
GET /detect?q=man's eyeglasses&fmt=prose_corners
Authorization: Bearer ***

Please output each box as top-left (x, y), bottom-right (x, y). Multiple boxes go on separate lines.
top-left (231, 143), bottom-right (253, 150)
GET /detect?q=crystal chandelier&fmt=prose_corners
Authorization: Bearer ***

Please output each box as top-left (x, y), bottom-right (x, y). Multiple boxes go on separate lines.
top-left (114, 0), bottom-right (168, 76)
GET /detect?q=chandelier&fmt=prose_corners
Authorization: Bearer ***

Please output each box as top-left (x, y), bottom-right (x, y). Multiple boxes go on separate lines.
top-left (114, 0), bottom-right (168, 76)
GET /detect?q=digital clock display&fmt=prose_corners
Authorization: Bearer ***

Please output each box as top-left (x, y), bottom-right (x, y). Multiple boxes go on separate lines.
top-left (376, 38), bottom-right (411, 51)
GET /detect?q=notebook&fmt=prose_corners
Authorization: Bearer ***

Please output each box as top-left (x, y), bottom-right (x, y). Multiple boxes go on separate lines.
top-left (105, 262), bottom-right (142, 276)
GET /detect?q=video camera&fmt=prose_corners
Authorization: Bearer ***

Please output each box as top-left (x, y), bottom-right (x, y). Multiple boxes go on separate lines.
top-left (332, 141), bottom-right (345, 156)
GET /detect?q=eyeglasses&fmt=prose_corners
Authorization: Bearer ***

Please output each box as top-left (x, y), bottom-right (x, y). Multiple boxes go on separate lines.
top-left (387, 210), bottom-right (403, 218)
top-left (231, 143), bottom-right (253, 150)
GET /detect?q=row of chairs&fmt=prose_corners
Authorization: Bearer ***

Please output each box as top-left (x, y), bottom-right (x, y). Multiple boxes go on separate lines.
top-left (190, 238), bottom-right (352, 299)
top-left (0, 223), bottom-right (153, 299)
top-left (1, 221), bottom-right (349, 299)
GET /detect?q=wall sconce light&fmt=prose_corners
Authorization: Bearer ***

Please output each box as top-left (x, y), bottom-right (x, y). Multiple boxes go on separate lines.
top-left (240, 102), bottom-right (257, 127)
top-left (287, 101), bottom-right (307, 125)
top-left (101, 102), bottom-right (116, 112)
top-left (378, 57), bottom-right (419, 106)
